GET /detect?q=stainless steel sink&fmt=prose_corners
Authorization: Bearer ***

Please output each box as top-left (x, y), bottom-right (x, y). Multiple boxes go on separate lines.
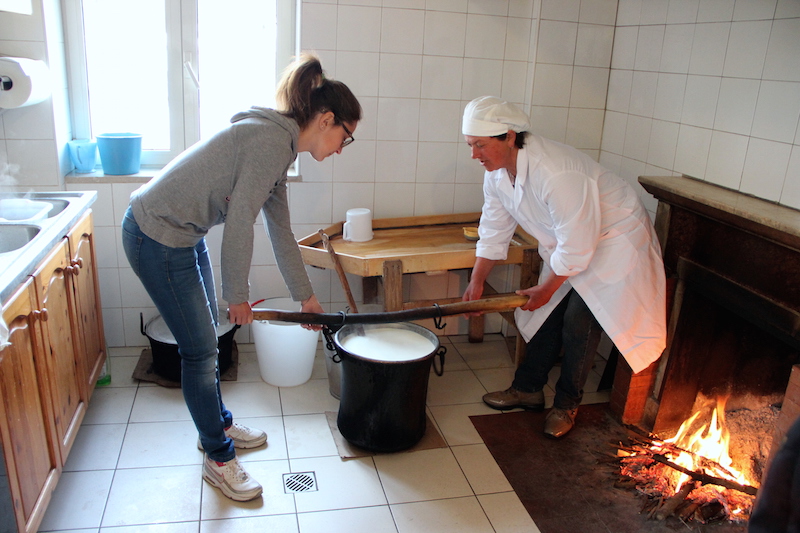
top-left (0, 224), bottom-right (40, 254)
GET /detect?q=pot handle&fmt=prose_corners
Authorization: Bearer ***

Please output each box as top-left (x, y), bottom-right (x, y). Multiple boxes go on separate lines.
top-left (140, 312), bottom-right (145, 336)
top-left (322, 326), bottom-right (341, 363)
top-left (433, 345), bottom-right (446, 376)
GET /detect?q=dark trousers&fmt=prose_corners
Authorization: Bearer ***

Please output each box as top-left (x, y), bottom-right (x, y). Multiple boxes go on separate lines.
top-left (512, 289), bottom-right (603, 410)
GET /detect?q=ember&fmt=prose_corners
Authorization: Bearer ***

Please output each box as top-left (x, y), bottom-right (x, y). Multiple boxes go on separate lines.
top-left (613, 396), bottom-right (765, 524)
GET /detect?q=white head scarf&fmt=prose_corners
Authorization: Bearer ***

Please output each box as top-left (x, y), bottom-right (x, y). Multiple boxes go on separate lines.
top-left (462, 96), bottom-right (531, 137)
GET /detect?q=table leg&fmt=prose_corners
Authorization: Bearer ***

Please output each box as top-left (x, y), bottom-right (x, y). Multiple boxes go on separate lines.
top-left (382, 260), bottom-right (404, 312)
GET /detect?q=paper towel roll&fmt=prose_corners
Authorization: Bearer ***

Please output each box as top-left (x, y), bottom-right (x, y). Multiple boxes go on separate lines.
top-left (0, 57), bottom-right (51, 109)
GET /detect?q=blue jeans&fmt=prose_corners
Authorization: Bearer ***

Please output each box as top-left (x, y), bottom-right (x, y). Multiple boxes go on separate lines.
top-left (122, 207), bottom-right (235, 462)
top-left (512, 289), bottom-right (603, 410)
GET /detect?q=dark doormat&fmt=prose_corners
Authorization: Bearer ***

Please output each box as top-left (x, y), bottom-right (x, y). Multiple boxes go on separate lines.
top-left (132, 345), bottom-right (238, 388)
top-left (470, 405), bottom-right (748, 533)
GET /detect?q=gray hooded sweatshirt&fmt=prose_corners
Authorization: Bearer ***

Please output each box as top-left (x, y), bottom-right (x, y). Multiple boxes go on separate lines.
top-left (129, 107), bottom-right (313, 305)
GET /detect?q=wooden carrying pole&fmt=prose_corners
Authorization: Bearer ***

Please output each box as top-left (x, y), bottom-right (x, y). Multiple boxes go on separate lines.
top-left (319, 230), bottom-right (359, 313)
top-left (250, 294), bottom-right (529, 325)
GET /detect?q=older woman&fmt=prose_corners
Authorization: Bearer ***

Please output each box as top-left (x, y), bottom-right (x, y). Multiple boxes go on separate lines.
top-left (461, 96), bottom-right (666, 438)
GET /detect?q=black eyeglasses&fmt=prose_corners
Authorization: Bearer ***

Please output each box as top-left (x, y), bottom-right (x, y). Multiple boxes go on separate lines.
top-left (340, 121), bottom-right (355, 148)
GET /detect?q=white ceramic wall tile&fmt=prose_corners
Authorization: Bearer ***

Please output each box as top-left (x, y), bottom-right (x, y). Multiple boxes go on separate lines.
top-left (464, 14), bottom-right (508, 60)
top-left (509, 0), bottom-right (535, 18)
top-left (647, 119), bottom-right (680, 170)
top-left (379, 54), bottom-right (422, 98)
top-left (652, 73), bottom-right (686, 122)
top-left (414, 183), bottom-right (455, 215)
top-left (332, 183), bottom-right (375, 221)
top-left (298, 152), bottom-right (333, 182)
top-left (634, 24), bottom-right (664, 72)
top-left (570, 66), bottom-right (609, 109)
top-left (500, 60), bottom-right (529, 104)
top-left (335, 52), bottom-right (380, 97)
top-left (629, 71), bottom-right (658, 116)
top-left (102, 307), bottom-right (125, 347)
top-left (659, 23), bottom-right (694, 73)
top-left (776, 0), bottom-right (800, 17)
top-left (623, 115), bottom-right (652, 161)
top-left (380, 8), bottom-right (425, 54)
top-left (421, 56), bottom-right (464, 100)
top-left (610, 25), bottom-right (638, 69)
top-left (566, 108), bottom-right (605, 149)
top-left (456, 142), bottom-right (486, 183)
top-left (374, 182), bottom-right (416, 217)
top-left (733, 0), bottom-right (778, 21)
top-left (337, 6), bottom-right (382, 52)
top-left (697, 0), bottom-right (736, 22)
top-left (681, 75), bottom-right (721, 129)
top-left (674, 124), bottom-right (712, 178)
top-left (779, 146), bottom-right (800, 209)
top-left (461, 58), bottom-right (504, 101)
top-left (5, 139), bottom-right (58, 187)
top-left (333, 140), bottom-right (377, 182)
top-left (640, 0), bottom-right (669, 23)
top-left (667, 0), bottom-right (700, 23)
top-left (416, 142), bottom-right (458, 182)
top-left (288, 182), bottom-right (333, 224)
top-left (2, 101), bottom-right (54, 140)
top-left (600, 110), bottom-right (628, 155)
top-left (541, 0), bottom-right (579, 20)
top-left (453, 182), bottom-right (484, 212)
top-left (616, 0), bottom-right (642, 26)
top-left (575, 23), bottom-right (614, 68)
top-left (688, 22), bottom-right (731, 76)
top-left (0, 3), bottom-right (44, 41)
top-left (723, 20), bottom-right (772, 78)
top-left (704, 130), bottom-right (749, 189)
top-left (111, 182), bottom-right (142, 226)
top-left (375, 141), bottom-right (418, 182)
top-left (740, 137), bottom-right (791, 201)
top-left (763, 18), bottom-right (800, 82)
top-left (376, 97), bottom-right (421, 141)
top-left (468, 0), bottom-right (508, 16)
top-left (385, 0), bottom-right (423, 6)
top-left (606, 69), bottom-right (633, 113)
top-left (537, 20), bottom-right (578, 65)
top-left (300, 3), bottom-right (338, 51)
top-left (418, 99), bottom-right (462, 143)
top-left (580, 0), bottom-right (619, 25)
top-left (713, 77), bottom-right (759, 135)
top-left (504, 16), bottom-right (532, 62)
top-left (530, 106), bottom-right (569, 142)
top-left (752, 81), bottom-right (800, 143)
top-left (531, 64), bottom-right (573, 107)
top-left (427, 0), bottom-right (469, 12)
top-left (423, 10), bottom-right (467, 57)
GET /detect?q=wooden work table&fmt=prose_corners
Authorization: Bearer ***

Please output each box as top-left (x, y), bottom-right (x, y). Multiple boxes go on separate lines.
top-left (298, 213), bottom-right (540, 357)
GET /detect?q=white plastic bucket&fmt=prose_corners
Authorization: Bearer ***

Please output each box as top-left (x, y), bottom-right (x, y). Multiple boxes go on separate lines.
top-left (252, 297), bottom-right (320, 387)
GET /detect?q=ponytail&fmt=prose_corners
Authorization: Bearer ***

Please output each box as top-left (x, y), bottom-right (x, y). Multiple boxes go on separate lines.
top-left (276, 52), bottom-right (362, 129)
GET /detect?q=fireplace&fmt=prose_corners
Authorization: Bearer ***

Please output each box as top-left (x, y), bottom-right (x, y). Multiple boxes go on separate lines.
top-left (610, 176), bottom-right (800, 457)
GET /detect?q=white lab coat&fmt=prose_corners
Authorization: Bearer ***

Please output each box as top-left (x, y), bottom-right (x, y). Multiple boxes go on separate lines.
top-left (476, 135), bottom-right (666, 374)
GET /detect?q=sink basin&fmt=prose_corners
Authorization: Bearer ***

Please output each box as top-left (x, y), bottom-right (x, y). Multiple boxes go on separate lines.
top-left (0, 199), bottom-right (52, 222)
top-left (0, 225), bottom-right (40, 254)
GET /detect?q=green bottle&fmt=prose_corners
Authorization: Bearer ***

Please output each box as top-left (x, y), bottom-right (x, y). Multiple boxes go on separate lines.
top-left (96, 360), bottom-right (111, 386)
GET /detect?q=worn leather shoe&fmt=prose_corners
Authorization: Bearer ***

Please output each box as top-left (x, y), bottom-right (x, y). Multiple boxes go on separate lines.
top-left (482, 387), bottom-right (544, 411)
top-left (544, 407), bottom-right (578, 438)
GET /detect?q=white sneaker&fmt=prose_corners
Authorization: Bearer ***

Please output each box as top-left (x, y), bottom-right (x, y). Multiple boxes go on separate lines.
top-left (202, 455), bottom-right (262, 502)
top-left (197, 423), bottom-right (268, 451)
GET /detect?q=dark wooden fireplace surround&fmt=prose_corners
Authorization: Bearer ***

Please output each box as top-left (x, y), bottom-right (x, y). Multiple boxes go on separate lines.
top-left (610, 176), bottom-right (800, 448)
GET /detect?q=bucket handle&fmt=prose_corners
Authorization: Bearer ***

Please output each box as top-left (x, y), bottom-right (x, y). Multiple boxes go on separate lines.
top-left (322, 326), bottom-right (342, 364)
top-left (433, 345), bottom-right (446, 376)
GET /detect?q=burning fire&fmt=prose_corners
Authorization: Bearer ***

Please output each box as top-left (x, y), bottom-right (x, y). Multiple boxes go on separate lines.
top-left (617, 396), bottom-right (759, 523)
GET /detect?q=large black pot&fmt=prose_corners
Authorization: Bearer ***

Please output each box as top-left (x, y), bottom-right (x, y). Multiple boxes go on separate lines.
top-left (140, 313), bottom-right (239, 382)
top-left (334, 322), bottom-right (445, 453)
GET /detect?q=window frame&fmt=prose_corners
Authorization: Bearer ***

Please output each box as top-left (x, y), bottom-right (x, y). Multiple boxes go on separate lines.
top-left (63, 0), bottom-right (297, 168)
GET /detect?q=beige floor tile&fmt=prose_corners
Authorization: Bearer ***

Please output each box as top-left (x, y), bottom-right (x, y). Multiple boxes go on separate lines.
top-left (235, 348), bottom-right (264, 383)
top-left (63, 423), bottom-right (126, 471)
top-left (452, 339), bottom-right (514, 370)
top-left (106, 354), bottom-right (141, 388)
top-left (291, 456), bottom-right (387, 513)
top-left (117, 420), bottom-right (202, 468)
top-left (129, 385), bottom-right (191, 423)
top-left (39, 470), bottom-right (114, 530)
top-left (428, 402), bottom-right (497, 446)
top-left (279, 378), bottom-right (340, 416)
top-left (451, 444), bottom-right (512, 494)
top-left (472, 367), bottom-right (516, 395)
top-left (101, 465), bottom-right (201, 527)
top-left (297, 505), bottom-right (398, 533)
top-left (100, 522), bottom-right (200, 532)
top-left (219, 381), bottom-right (282, 418)
top-left (478, 492), bottom-right (541, 533)
top-left (230, 415), bottom-right (288, 461)
top-left (426, 369), bottom-right (488, 406)
top-left (199, 514), bottom-right (299, 532)
top-left (374, 448), bottom-right (473, 504)
top-left (200, 459), bottom-right (295, 520)
top-left (283, 414), bottom-right (339, 459)
top-left (391, 496), bottom-right (495, 533)
top-left (82, 387), bottom-right (137, 424)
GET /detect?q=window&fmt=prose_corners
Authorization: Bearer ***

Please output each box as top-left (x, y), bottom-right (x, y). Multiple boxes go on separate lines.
top-left (64, 0), bottom-right (296, 167)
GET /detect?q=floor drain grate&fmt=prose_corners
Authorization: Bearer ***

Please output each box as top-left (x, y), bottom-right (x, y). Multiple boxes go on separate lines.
top-left (283, 472), bottom-right (318, 493)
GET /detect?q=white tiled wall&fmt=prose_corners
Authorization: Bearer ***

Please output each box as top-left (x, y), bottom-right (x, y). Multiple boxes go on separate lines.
top-left (6, 0), bottom-right (800, 347)
top-left (600, 0), bottom-right (800, 215)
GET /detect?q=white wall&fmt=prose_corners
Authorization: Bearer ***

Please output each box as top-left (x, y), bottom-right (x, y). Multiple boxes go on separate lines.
top-left (3, 0), bottom-right (799, 347)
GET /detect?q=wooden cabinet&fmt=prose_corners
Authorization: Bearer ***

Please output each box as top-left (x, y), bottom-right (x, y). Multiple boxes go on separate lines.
top-left (0, 210), bottom-right (106, 533)
top-left (0, 279), bottom-right (61, 533)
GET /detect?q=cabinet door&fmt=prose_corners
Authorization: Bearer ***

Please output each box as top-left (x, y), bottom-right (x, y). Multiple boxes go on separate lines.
top-left (67, 211), bottom-right (107, 400)
top-left (0, 278), bottom-right (61, 533)
top-left (32, 240), bottom-right (86, 461)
